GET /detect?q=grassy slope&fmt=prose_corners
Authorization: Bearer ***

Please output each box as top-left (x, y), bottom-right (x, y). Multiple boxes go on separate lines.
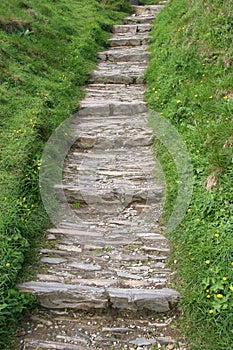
top-left (0, 0), bottom-right (131, 348)
top-left (146, 0), bottom-right (233, 349)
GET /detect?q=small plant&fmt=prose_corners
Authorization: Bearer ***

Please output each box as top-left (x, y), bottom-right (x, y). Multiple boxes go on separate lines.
top-left (73, 201), bottom-right (81, 209)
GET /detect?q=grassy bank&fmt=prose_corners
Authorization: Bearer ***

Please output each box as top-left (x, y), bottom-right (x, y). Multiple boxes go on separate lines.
top-left (146, 0), bottom-right (233, 349)
top-left (0, 0), bottom-right (131, 348)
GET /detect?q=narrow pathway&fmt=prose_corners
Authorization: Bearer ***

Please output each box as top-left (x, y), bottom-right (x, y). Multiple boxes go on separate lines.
top-left (18, 5), bottom-right (185, 350)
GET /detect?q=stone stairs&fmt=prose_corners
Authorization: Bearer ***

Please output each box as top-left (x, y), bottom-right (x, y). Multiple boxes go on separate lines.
top-left (17, 4), bottom-right (186, 350)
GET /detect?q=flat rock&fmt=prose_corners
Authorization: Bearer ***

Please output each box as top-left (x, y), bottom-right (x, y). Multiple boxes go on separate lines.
top-left (124, 15), bottom-right (156, 24)
top-left (133, 5), bottom-right (165, 15)
top-left (107, 288), bottom-right (180, 312)
top-left (23, 339), bottom-right (88, 350)
top-left (102, 327), bottom-right (133, 333)
top-left (18, 282), bottom-right (108, 310)
top-left (112, 24), bottom-right (151, 34)
top-left (67, 262), bottom-right (101, 271)
top-left (109, 35), bottom-right (149, 47)
top-left (129, 337), bottom-right (157, 346)
top-left (41, 257), bottom-right (67, 264)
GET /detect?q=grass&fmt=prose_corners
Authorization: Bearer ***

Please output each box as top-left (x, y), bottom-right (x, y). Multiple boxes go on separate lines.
top-left (146, 0), bottom-right (233, 349)
top-left (0, 0), bottom-right (131, 348)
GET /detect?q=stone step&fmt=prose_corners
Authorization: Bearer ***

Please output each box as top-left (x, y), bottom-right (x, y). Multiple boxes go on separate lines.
top-left (67, 146), bottom-right (156, 160)
top-left (46, 228), bottom-right (169, 250)
top-left (113, 23), bottom-right (151, 34)
top-left (89, 65), bottom-right (145, 84)
top-left (18, 281), bottom-right (179, 312)
top-left (72, 120), bottom-right (152, 136)
top-left (84, 84), bottom-right (146, 100)
top-left (133, 5), bottom-right (165, 15)
top-left (54, 182), bottom-right (163, 207)
top-left (69, 133), bottom-right (153, 151)
top-left (124, 15), bottom-right (155, 24)
top-left (78, 101), bottom-right (147, 117)
top-left (109, 34), bottom-right (149, 47)
top-left (74, 114), bottom-right (150, 127)
top-left (85, 83), bottom-right (146, 95)
top-left (74, 115), bottom-right (148, 128)
top-left (98, 46), bottom-right (148, 62)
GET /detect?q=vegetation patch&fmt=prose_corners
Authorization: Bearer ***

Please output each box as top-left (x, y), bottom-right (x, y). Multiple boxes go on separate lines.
top-left (146, 0), bottom-right (233, 349)
top-left (0, 0), bottom-right (131, 348)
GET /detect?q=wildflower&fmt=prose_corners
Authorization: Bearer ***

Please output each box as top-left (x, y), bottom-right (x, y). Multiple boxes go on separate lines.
top-left (209, 96), bottom-right (213, 99)
top-left (176, 99), bottom-right (182, 104)
top-left (209, 309), bottom-right (214, 314)
top-left (230, 286), bottom-right (233, 291)
top-left (5, 263), bottom-right (10, 267)
top-left (223, 277), bottom-right (227, 281)
top-left (187, 208), bottom-right (191, 213)
top-left (206, 289), bottom-right (210, 293)
top-left (223, 96), bottom-right (228, 99)
top-left (214, 233), bottom-right (219, 238)
top-left (206, 295), bottom-right (211, 298)
top-left (205, 260), bottom-right (211, 264)
top-left (231, 262), bottom-right (233, 266)
top-left (217, 294), bottom-right (223, 299)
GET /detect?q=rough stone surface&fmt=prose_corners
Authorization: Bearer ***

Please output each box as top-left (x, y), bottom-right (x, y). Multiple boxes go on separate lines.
top-left (16, 4), bottom-right (187, 350)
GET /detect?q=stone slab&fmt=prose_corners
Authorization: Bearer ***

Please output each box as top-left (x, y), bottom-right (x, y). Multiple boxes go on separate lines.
top-left (107, 287), bottom-right (180, 312)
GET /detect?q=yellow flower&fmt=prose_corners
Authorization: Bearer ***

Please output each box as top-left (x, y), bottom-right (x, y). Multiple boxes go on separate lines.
top-left (206, 289), bottom-right (209, 293)
top-left (205, 260), bottom-right (211, 265)
top-left (217, 294), bottom-right (223, 299)
top-left (209, 310), bottom-right (214, 314)
top-left (176, 99), bottom-right (182, 104)
top-left (231, 262), bottom-right (233, 266)
top-left (5, 263), bottom-right (10, 267)
top-left (206, 295), bottom-right (211, 298)
top-left (223, 96), bottom-right (228, 99)
top-left (209, 96), bottom-right (213, 99)
top-left (230, 286), bottom-right (233, 291)
top-left (223, 277), bottom-right (227, 281)
top-left (214, 233), bottom-right (219, 238)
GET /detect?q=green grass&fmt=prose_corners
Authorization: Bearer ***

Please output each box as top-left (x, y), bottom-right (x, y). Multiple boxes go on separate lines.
top-left (146, 0), bottom-right (233, 349)
top-left (0, 0), bottom-right (131, 348)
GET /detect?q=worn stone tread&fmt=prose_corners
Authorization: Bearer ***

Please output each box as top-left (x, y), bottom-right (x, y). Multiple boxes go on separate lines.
top-left (23, 339), bottom-right (89, 350)
top-left (112, 23), bottom-right (151, 34)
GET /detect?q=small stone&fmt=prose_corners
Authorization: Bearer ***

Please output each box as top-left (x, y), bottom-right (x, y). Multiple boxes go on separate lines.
top-left (41, 257), bottom-right (67, 264)
top-left (67, 262), bottom-right (101, 271)
top-left (157, 336), bottom-right (177, 344)
top-left (47, 234), bottom-right (56, 240)
top-left (129, 337), bottom-right (157, 346)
